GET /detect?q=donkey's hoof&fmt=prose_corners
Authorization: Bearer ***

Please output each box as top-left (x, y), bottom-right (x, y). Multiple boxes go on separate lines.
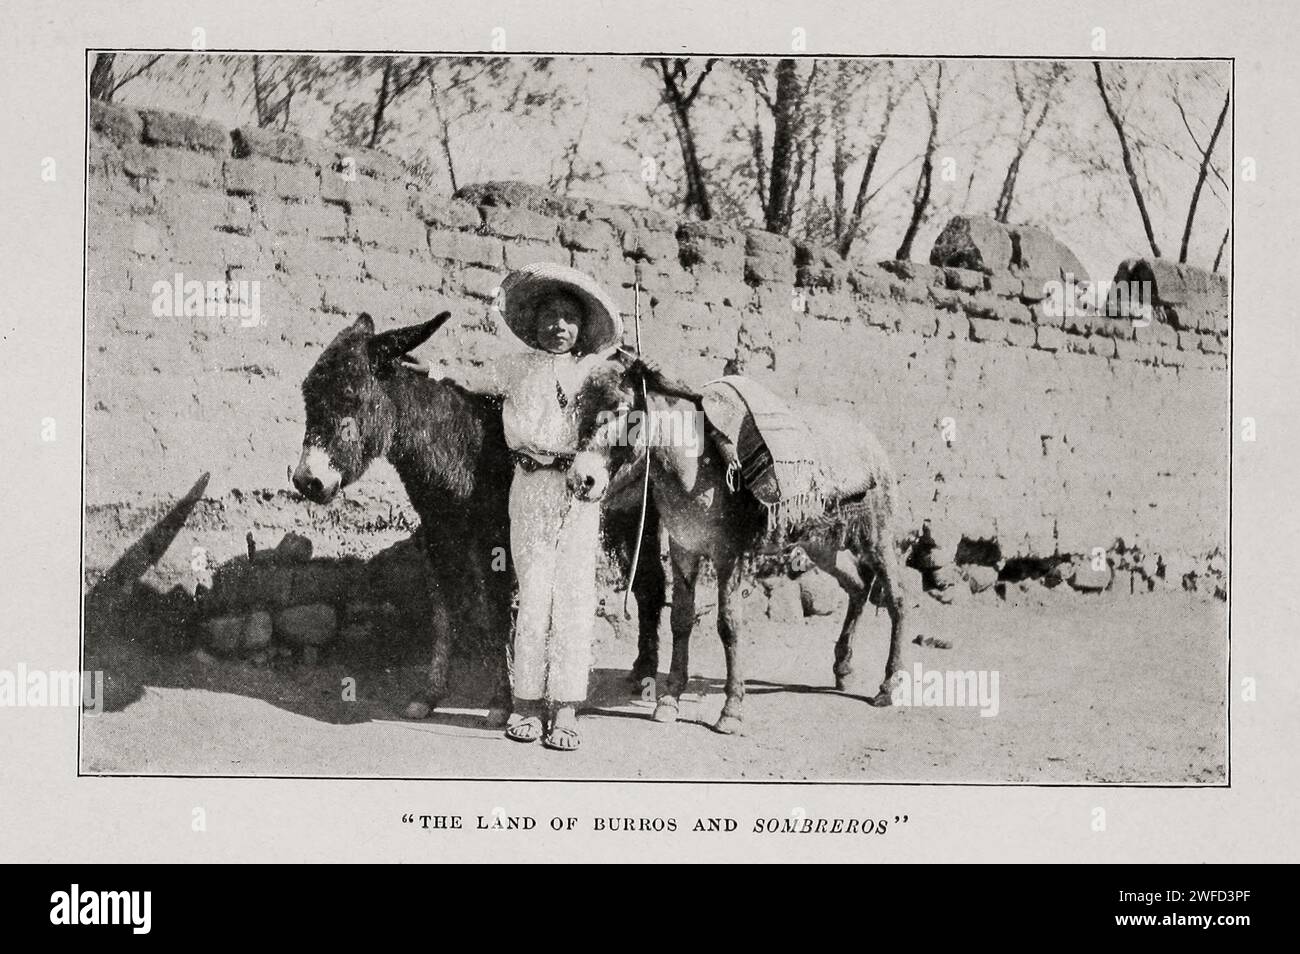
top-left (870, 675), bottom-right (905, 708)
top-left (652, 698), bottom-right (680, 723)
top-left (834, 674), bottom-right (852, 692)
top-left (484, 706), bottom-right (511, 727)
top-left (712, 714), bottom-right (743, 735)
top-left (404, 699), bottom-right (433, 720)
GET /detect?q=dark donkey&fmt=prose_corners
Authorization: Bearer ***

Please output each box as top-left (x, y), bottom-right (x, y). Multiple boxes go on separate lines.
top-left (291, 312), bottom-right (666, 723)
top-left (568, 361), bottom-right (911, 734)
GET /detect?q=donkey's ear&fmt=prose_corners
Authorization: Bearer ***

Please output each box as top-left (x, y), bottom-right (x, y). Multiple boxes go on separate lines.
top-left (365, 312), bottom-right (452, 368)
top-left (351, 312), bottom-right (376, 335)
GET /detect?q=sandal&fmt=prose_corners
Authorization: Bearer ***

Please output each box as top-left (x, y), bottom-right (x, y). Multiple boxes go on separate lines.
top-left (542, 725), bottom-right (582, 752)
top-left (504, 716), bottom-right (544, 744)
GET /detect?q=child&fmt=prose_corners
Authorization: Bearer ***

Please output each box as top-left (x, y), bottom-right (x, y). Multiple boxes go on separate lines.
top-left (403, 262), bottom-right (621, 752)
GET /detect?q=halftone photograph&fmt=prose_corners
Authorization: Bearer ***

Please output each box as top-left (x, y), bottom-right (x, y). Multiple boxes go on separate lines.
top-left (80, 50), bottom-right (1229, 783)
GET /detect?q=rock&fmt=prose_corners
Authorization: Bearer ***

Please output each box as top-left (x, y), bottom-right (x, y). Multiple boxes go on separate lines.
top-left (1205, 549), bottom-right (1226, 577)
top-left (200, 614), bottom-right (245, 654)
top-left (1010, 225), bottom-right (1089, 290)
top-left (274, 603), bottom-right (338, 646)
top-left (914, 519), bottom-right (959, 569)
top-left (786, 546), bottom-right (813, 574)
top-left (929, 216), bottom-right (1013, 274)
top-left (90, 101), bottom-right (143, 146)
top-left (241, 610), bottom-right (273, 649)
top-left (765, 577), bottom-right (805, 624)
top-left (925, 564), bottom-right (969, 605)
top-left (454, 180), bottom-right (588, 218)
top-left (192, 647), bottom-right (218, 665)
top-left (745, 229), bottom-right (795, 258)
top-left (1114, 258), bottom-right (1224, 309)
top-left (344, 600), bottom-right (379, 621)
top-left (739, 582), bottom-right (770, 621)
top-left (290, 563), bottom-right (355, 605)
top-left (275, 533), bottom-right (314, 563)
top-left (961, 564), bottom-right (1000, 593)
top-left (798, 570), bottom-right (842, 617)
top-left (1042, 562), bottom-right (1066, 588)
top-left (340, 620), bottom-right (375, 645)
top-left (231, 125), bottom-right (316, 164)
top-left (139, 108), bottom-right (230, 153)
top-left (301, 646), bottom-right (320, 666)
top-left (1067, 558), bottom-right (1113, 592)
top-left (999, 579), bottom-right (1052, 608)
top-left (913, 634), bottom-right (954, 649)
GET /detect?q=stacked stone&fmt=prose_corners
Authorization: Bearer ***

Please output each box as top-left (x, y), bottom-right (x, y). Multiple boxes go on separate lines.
top-left (85, 106), bottom-right (1230, 634)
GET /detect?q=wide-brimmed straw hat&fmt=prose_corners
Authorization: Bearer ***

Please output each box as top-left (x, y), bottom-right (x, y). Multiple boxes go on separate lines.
top-left (497, 262), bottom-right (624, 355)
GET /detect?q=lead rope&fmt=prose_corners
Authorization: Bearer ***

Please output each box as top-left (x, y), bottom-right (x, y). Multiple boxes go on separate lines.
top-left (725, 460), bottom-right (740, 493)
top-left (624, 275), bottom-right (652, 621)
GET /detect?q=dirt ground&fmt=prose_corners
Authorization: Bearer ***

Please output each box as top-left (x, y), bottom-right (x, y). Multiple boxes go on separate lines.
top-left (80, 586), bottom-right (1227, 784)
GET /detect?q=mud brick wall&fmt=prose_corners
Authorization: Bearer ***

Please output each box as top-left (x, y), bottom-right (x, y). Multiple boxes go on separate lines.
top-left (85, 103), bottom-right (1230, 614)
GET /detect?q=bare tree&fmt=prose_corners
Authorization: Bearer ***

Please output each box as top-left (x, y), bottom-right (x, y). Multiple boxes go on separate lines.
top-left (1212, 228), bottom-right (1230, 272)
top-left (1094, 61), bottom-right (1163, 258)
top-left (544, 67), bottom-right (614, 197)
top-left (736, 58), bottom-right (822, 235)
top-left (250, 56), bottom-right (321, 130)
top-left (89, 52), bottom-right (163, 103)
top-left (992, 62), bottom-right (1069, 223)
top-left (328, 56), bottom-right (433, 149)
top-left (1175, 82), bottom-right (1230, 264)
top-left (646, 58), bottom-right (719, 219)
top-left (896, 63), bottom-right (944, 261)
top-left (424, 59), bottom-right (498, 193)
top-left (831, 61), bottom-right (909, 258)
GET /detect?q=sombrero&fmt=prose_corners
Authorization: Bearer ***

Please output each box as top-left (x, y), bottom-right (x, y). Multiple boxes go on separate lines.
top-left (497, 262), bottom-right (624, 355)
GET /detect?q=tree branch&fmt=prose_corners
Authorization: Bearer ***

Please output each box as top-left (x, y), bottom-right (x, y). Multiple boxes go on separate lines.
top-left (1094, 62), bottom-right (1162, 258)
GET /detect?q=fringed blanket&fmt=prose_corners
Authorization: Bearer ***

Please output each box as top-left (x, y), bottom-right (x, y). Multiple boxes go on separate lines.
top-left (702, 376), bottom-right (888, 544)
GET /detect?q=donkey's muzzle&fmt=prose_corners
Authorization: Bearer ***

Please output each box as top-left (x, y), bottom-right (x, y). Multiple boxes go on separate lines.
top-left (293, 471), bottom-right (332, 503)
top-left (292, 446), bottom-right (342, 504)
top-left (566, 450), bottom-right (611, 502)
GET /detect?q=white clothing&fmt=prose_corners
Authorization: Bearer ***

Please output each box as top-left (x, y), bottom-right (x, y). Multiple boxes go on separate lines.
top-left (480, 350), bottom-right (611, 459)
top-left (478, 349), bottom-right (609, 704)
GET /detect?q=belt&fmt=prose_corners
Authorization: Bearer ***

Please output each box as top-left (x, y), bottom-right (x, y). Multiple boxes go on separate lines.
top-left (512, 451), bottom-right (575, 473)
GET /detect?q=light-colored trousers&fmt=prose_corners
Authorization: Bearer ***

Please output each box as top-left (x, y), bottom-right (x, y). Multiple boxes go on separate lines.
top-left (508, 465), bottom-right (600, 704)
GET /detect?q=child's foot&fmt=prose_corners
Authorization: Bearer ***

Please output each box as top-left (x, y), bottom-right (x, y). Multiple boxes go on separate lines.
top-left (504, 714), bottom-right (544, 743)
top-left (542, 706), bottom-right (582, 752)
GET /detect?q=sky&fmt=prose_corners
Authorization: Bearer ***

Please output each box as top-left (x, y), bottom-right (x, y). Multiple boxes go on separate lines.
top-left (112, 53), bottom-right (1233, 280)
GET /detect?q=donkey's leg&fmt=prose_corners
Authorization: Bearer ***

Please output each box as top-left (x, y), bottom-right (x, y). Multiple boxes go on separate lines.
top-left (713, 551), bottom-right (747, 735)
top-left (479, 549), bottom-right (514, 727)
top-left (630, 502), bottom-right (665, 687)
top-left (404, 579), bottom-right (452, 719)
top-left (808, 542), bottom-right (869, 691)
top-left (866, 540), bottom-right (910, 707)
top-left (603, 499), bottom-right (663, 687)
top-left (655, 541), bottom-right (700, 724)
top-left (834, 590), bottom-right (870, 692)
